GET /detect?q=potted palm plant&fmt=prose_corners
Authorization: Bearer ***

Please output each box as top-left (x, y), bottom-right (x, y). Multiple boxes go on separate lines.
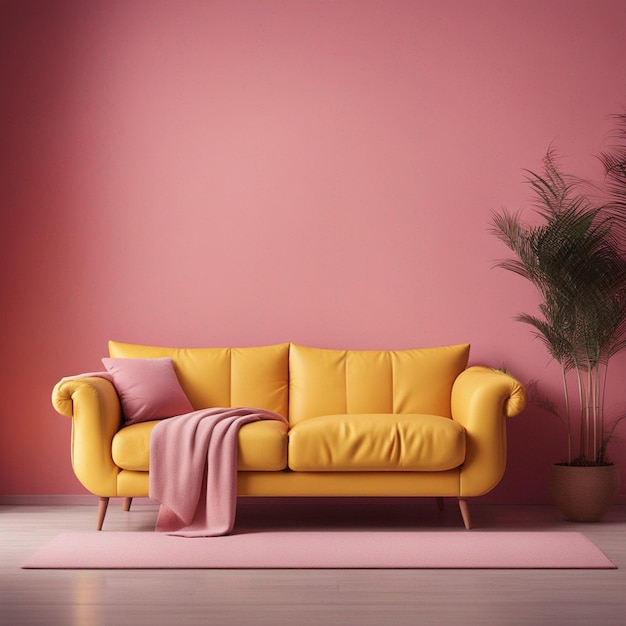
top-left (490, 113), bottom-right (626, 521)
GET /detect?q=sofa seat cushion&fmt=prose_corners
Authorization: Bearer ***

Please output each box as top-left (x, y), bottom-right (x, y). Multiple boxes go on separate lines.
top-left (112, 418), bottom-right (289, 472)
top-left (287, 414), bottom-right (466, 471)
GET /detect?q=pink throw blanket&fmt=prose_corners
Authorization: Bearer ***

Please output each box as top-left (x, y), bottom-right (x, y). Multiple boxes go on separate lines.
top-left (150, 407), bottom-right (288, 537)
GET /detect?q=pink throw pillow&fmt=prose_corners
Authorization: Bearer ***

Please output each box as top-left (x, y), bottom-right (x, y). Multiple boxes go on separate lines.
top-left (102, 357), bottom-right (194, 425)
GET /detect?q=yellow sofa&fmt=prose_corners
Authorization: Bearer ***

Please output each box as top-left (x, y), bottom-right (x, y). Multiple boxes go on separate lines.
top-left (52, 341), bottom-right (526, 530)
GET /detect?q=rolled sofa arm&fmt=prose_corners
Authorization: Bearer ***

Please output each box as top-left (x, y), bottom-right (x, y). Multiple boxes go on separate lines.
top-left (52, 376), bottom-right (122, 497)
top-left (451, 366), bottom-right (526, 497)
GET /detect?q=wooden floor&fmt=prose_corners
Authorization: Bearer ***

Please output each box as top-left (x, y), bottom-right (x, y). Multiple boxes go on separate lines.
top-left (1, 499), bottom-right (625, 626)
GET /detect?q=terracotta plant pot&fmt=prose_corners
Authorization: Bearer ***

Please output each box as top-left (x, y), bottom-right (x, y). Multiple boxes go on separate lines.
top-left (549, 463), bottom-right (620, 522)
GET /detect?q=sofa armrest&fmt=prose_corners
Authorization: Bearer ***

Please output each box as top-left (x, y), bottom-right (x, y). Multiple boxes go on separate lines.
top-left (52, 376), bottom-right (122, 497)
top-left (451, 366), bottom-right (526, 497)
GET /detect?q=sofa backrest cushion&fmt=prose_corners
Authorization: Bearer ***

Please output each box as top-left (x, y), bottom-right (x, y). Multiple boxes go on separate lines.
top-left (288, 343), bottom-right (470, 425)
top-left (108, 341), bottom-right (290, 418)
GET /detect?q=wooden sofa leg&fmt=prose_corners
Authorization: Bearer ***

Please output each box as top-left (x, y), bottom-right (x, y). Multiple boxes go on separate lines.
top-left (97, 497), bottom-right (109, 531)
top-left (436, 497), bottom-right (444, 512)
top-left (458, 498), bottom-right (472, 530)
top-left (122, 497), bottom-right (132, 512)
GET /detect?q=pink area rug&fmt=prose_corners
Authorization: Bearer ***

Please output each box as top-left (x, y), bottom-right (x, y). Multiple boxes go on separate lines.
top-left (22, 531), bottom-right (616, 569)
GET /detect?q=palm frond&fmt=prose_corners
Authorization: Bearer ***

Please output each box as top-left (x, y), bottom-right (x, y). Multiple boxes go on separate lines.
top-left (598, 111), bottom-right (626, 248)
top-left (490, 131), bottom-right (626, 464)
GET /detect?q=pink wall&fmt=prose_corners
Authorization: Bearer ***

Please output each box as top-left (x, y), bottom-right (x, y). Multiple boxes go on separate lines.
top-left (2, 0), bottom-right (625, 502)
